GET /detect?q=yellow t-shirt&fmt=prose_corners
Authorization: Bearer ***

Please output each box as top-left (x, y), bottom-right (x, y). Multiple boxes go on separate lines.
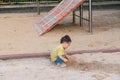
top-left (51, 45), bottom-right (65, 61)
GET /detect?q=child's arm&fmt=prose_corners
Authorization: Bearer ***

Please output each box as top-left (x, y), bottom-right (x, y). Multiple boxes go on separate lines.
top-left (58, 55), bottom-right (68, 62)
top-left (65, 53), bottom-right (70, 60)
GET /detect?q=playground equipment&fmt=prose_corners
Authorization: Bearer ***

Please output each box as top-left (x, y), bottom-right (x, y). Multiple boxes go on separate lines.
top-left (73, 0), bottom-right (92, 32)
top-left (0, 48), bottom-right (120, 60)
top-left (34, 0), bottom-right (92, 35)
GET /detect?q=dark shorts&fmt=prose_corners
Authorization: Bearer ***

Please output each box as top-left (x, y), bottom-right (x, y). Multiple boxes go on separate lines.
top-left (55, 56), bottom-right (64, 64)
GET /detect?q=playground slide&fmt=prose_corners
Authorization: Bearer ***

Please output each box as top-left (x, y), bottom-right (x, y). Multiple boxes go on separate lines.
top-left (34, 0), bottom-right (85, 35)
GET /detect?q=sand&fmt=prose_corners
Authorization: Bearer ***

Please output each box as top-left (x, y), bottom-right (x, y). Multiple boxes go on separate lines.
top-left (0, 9), bottom-right (120, 80)
top-left (0, 53), bottom-right (120, 80)
top-left (0, 10), bottom-right (120, 54)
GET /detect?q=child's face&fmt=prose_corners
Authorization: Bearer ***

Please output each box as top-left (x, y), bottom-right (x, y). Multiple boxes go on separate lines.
top-left (62, 42), bottom-right (71, 49)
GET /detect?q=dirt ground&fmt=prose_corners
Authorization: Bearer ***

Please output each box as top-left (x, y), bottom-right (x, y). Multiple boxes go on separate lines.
top-left (0, 10), bottom-right (120, 54)
top-left (0, 9), bottom-right (120, 80)
top-left (0, 53), bottom-right (120, 80)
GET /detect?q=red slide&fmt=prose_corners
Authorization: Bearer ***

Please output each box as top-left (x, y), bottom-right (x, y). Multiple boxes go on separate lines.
top-left (33, 0), bottom-right (85, 35)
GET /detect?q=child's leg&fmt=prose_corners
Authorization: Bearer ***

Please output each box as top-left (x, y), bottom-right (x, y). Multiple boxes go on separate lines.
top-left (55, 56), bottom-right (67, 67)
top-left (55, 56), bottom-right (63, 64)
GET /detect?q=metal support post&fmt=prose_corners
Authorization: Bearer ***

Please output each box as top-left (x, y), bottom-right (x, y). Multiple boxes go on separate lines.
top-left (37, 0), bottom-right (40, 15)
top-left (88, 0), bottom-right (92, 32)
top-left (73, 10), bottom-right (75, 24)
top-left (79, 4), bottom-right (83, 27)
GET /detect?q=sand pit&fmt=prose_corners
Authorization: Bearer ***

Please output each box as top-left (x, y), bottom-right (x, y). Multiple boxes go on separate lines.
top-left (0, 52), bottom-right (120, 80)
top-left (0, 10), bottom-right (120, 54)
top-left (68, 52), bottom-right (120, 74)
top-left (0, 10), bottom-right (120, 80)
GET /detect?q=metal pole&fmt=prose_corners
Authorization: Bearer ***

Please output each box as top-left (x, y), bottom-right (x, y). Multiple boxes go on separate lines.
top-left (80, 4), bottom-right (83, 27)
top-left (88, 0), bottom-right (92, 32)
top-left (73, 10), bottom-right (75, 24)
top-left (37, 0), bottom-right (40, 15)
top-left (79, 6), bottom-right (81, 26)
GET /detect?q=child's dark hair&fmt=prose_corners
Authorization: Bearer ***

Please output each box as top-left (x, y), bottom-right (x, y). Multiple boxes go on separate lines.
top-left (60, 35), bottom-right (72, 43)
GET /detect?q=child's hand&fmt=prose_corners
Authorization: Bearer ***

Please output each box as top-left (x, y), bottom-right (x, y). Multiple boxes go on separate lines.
top-left (64, 59), bottom-right (68, 62)
top-left (67, 56), bottom-right (72, 63)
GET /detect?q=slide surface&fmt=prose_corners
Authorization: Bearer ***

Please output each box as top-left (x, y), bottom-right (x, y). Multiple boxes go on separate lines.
top-left (34, 0), bottom-right (85, 35)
